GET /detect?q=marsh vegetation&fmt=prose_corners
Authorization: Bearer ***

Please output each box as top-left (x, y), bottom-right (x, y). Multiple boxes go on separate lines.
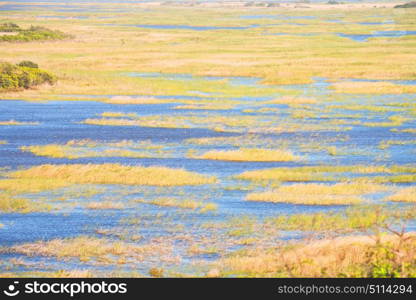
top-left (0, 22), bottom-right (71, 42)
top-left (0, 1), bottom-right (415, 278)
top-left (0, 61), bottom-right (55, 91)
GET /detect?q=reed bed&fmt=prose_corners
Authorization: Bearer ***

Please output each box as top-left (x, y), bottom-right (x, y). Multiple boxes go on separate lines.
top-left (8, 164), bottom-right (217, 186)
top-left (387, 187), bottom-right (416, 202)
top-left (247, 191), bottom-right (362, 205)
top-left (195, 148), bottom-right (299, 162)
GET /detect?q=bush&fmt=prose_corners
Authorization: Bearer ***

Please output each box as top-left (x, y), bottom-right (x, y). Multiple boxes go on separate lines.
top-left (0, 73), bottom-right (19, 89)
top-left (17, 61), bottom-right (38, 69)
top-left (0, 24), bottom-right (71, 42)
top-left (394, 2), bottom-right (416, 8)
top-left (0, 61), bottom-right (56, 91)
top-left (0, 22), bottom-right (20, 32)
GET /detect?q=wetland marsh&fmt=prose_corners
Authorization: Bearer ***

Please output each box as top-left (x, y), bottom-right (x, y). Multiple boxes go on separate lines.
top-left (0, 0), bottom-right (415, 277)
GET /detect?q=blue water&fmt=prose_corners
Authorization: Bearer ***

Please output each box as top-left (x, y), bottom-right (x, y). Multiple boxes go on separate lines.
top-left (338, 30), bottom-right (416, 42)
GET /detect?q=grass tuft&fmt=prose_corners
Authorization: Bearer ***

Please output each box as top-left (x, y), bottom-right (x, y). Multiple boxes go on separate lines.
top-left (8, 164), bottom-right (217, 186)
top-left (194, 148), bottom-right (299, 162)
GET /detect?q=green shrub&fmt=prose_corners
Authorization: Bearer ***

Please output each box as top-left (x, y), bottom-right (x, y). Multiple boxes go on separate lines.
top-left (0, 22), bottom-right (20, 32)
top-left (0, 61), bottom-right (56, 91)
top-left (394, 2), bottom-right (416, 8)
top-left (17, 61), bottom-right (38, 68)
top-left (0, 24), bottom-right (71, 42)
top-left (0, 73), bottom-right (19, 89)
top-left (364, 237), bottom-right (416, 277)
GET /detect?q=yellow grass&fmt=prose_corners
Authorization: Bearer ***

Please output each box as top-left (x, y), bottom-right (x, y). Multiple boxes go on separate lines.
top-left (47, 270), bottom-right (94, 278)
top-left (100, 112), bottom-right (138, 118)
top-left (332, 81), bottom-right (416, 95)
top-left (0, 193), bottom-right (33, 213)
top-left (9, 236), bottom-right (144, 260)
top-left (0, 120), bottom-right (38, 125)
top-left (266, 96), bottom-right (317, 105)
top-left (8, 235), bottom-right (177, 266)
top-left (8, 164), bottom-right (217, 186)
top-left (21, 145), bottom-right (152, 159)
top-left (246, 182), bottom-right (390, 205)
top-left (0, 191), bottom-right (52, 213)
top-left (174, 103), bottom-right (235, 110)
top-left (0, 270), bottom-right (94, 278)
top-left (21, 145), bottom-right (69, 158)
top-left (0, 4), bottom-right (415, 105)
top-left (220, 234), bottom-right (416, 277)
top-left (276, 182), bottom-right (390, 195)
top-left (387, 187), bottom-right (416, 202)
top-left (237, 166), bottom-right (330, 182)
top-left (200, 202), bottom-right (218, 213)
top-left (236, 165), bottom-right (402, 183)
top-left (103, 96), bottom-right (169, 104)
top-left (85, 201), bottom-right (125, 210)
top-left (195, 148), bottom-right (299, 162)
top-left (135, 197), bottom-right (217, 212)
top-left (82, 118), bottom-right (147, 127)
top-left (247, 191), bottom-right (362, 205)
top-left (21, 139), bottom-right (167, 159)
top-left (391, 128), bottom-right (416, 134)
top-left (0, 178), bottom-right (71, 194)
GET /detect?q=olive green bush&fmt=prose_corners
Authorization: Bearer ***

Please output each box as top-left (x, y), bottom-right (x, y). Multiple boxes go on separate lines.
top-left (0, 23), bottom-right (71, 42)
top-left (0, 61), bottom-right (56, 91)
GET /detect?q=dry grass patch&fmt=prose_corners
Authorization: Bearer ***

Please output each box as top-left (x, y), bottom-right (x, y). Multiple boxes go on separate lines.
top-left (104, 96), bottom-right (170, 105)
top-left (266, 96), bottom-right (317, 105)
top-left (21, 139), bottom-right (167, 159)
top-left (391, 128), bottom-right (416, 134)
top-left (194, 148), bottom-right (299, 162)
top-left (277, 182), bottom-right (390, 195)
top-left (82, 118), bottom-right (147, 127)
top-left (268, 206), bottom-right (408, 232)
top-left (21, 144), bottom-right (152, 159)
top-left (236, 165), bottom-right (402, 183)
top-left (387, 187), bottom-right (416, 203)
top-left (0, 270), bottom-right (94, 278)
top-left (85, 201), bottom-right (125, 210)
top-left (246, 182), bottom-right (390, 205)
top-left (332, 81), bottom-right (416, 95)
top-left (8, 236), bottom-right (148, 261)
top-left (0, 192), bottom-right (50, 213)
top-left (0, 120), bottom-right (38, 126)
top-left (236, 166), bottom-right (334, 182)
top-left (220, 233), bottom-right (416, 277)
top-left (174, 103), bottom-right (235, 110)
top-left (247, 191), bottom-right (362, 205)
top-left (0, 178), bottom-right (71, 194)
top-left (8, 164), bottom-right (216, 186)
top-left (135, 197), bottom-right (217, 212)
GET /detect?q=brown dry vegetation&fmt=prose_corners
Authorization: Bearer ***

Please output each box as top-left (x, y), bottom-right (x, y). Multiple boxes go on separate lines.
top-left (8, 164), bottom-right (217, 186)
top-left (220, 233), bottom-right (416, 277)
top-left (194, 148), bottom-right (299, 162)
